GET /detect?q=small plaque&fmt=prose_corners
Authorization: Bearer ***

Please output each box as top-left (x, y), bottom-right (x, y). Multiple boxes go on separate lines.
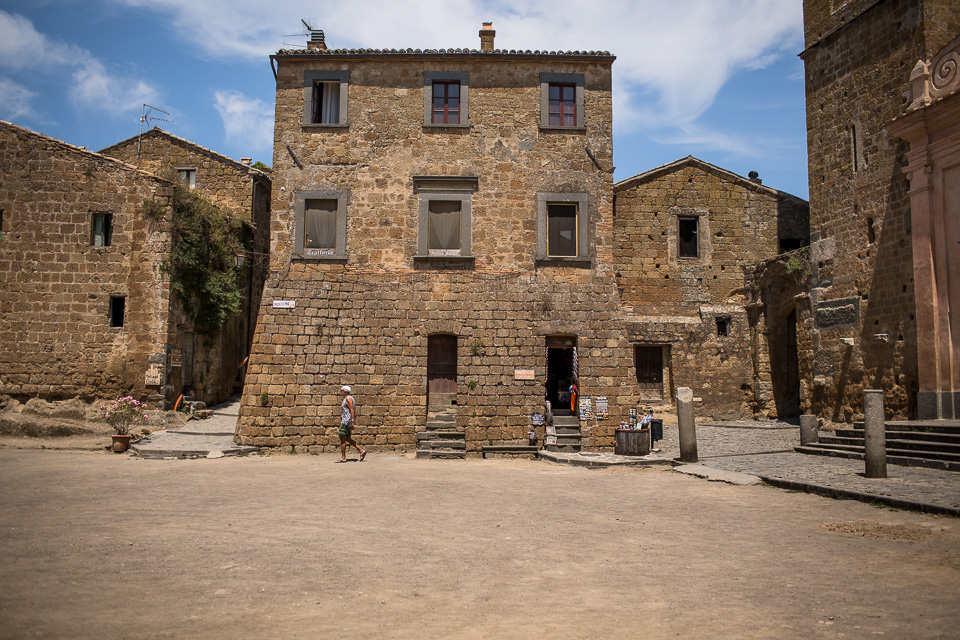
top-left (531, 412), bottom-right (545, 426)
top-left (273, 300), bottom-right (296, 309)
top-left (546, 426), bottom-right (556, 436)
top-left (545, 435), bottom-right (557, 445)
top-left (514, 369), bottom-right (535, 380)
top-left (170, 349), bottom-right (183, 368)
top-left (306, 248), bottom-right (335, 257)
top-left (145, 364), bottom-right (162, 386)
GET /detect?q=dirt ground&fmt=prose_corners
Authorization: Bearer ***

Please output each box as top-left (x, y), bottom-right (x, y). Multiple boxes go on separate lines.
top-left (1, 449), bottom-right (958, 640)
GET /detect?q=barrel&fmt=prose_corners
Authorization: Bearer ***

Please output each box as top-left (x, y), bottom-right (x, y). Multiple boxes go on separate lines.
top-left (615, 428), bottom-right (651, 456)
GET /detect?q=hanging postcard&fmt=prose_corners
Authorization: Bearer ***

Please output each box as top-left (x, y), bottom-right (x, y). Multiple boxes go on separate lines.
top-left (579, 397), bottom-right (593, 420)
top-left (595, 396), bottom-right (608, 419)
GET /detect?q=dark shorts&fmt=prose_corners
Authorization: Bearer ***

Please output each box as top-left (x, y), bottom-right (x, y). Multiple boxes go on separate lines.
top-left (339, 423), bottom-right (352, 439)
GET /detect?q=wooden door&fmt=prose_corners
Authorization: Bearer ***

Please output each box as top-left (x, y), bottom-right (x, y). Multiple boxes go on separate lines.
top-left (427, 335), bottom-right (457, 408)
top-left (634, 346), bottom-right (663, 401)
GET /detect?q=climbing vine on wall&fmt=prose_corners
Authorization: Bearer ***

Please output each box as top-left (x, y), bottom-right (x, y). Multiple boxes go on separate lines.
top-left (146, 171), bottom-right (249, 333)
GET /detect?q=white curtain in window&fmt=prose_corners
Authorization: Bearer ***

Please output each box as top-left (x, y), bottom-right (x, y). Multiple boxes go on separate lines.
top-left (304, 200), bottom-right (337, 249)
top-left (320, 82), bottom-right (340, 124)
top-left (92, 215), bottom-right (106, 246)
top-left (428, 201), bottom-right (461, 251)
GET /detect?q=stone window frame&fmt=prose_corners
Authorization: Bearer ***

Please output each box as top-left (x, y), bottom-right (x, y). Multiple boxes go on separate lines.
top-left (177, 168), bottom-right (197, 189)
top-left (292, 189), bottom-right (349, 261)
top-left (539, 72), bottom-right (585, 131)
top-left (536, 191), bottom-right (591, 267)
top-left (90, 212), bottom-right (113, 247)
top-left (414, 176), bottom-right (477, 267)
top-left (423, 71), bottom-right (470, 129)
top-left (677, 215), bottom-right (700, 259)
top-left (302, 70), bottom-right (350, 128)
top-left (716, 316), bottom-right (731, 337)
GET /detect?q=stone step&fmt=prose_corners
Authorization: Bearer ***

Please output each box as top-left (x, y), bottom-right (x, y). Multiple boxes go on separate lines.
top-left (551, 426), bottom-right (580, 435)
top-left (795, 445), bottom-right (960, 472)
top-left (416, 431), bottom-right (464, 441)
top-left (852, 420), bottom-right (960, 434)
top-left (416, 448), bottom-right (466, 459)
top-left (553, 416), bottom-right (580, 427)
top-left (836, 428), bottom-right (960, 444)
top-left (417, 439), bottom-right (466, 450)
top-left (481, 444), bottom-right (539, 458)
top-left (545, 443), bottom-right (581, 453)
top-left (805, 440), bottom-right (960, 461)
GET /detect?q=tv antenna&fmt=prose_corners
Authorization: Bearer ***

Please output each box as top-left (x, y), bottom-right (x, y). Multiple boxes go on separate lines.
top-left (281, 18), bottom-right (318, 49)
top-left (138, 104), bottom-right (174, 157)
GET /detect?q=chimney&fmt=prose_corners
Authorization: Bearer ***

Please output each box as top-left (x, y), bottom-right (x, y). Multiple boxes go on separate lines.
top-left (307, 28), bottom-right (327, 51)
top-left (748, 171), bottom-right (762, 185)
top-left (240, 157), bottom-right (252, 166)
top-left (479, 22), bottom-right (495, 51)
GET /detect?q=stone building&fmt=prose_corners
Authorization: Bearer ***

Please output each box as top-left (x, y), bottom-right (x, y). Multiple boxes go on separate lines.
top-left (614, 157), bottom-right (809, 419)
top-left (0, 120), bottom-right (269, 408)
top-left (236, 26), bottom-right (640, 452)
top-left (0, 121), bottom-right (172, 402)
top-left (798, 0), bottom-right (960, 424)
top-left (100, 127), bottom-right (272, 405)
top-left (235, 25), bottom-right (810, 453)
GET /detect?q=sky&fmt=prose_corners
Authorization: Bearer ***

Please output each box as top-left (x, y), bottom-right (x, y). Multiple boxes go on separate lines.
top-left (0, 0), bottom-right (809, 198)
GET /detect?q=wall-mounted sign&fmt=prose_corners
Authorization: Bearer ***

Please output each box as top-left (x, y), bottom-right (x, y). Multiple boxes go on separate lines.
top-left (514, 369), bottom-right (535, 380)
top-left (306, 249), bottom-right (335, 257)
top-left (145, 364), bottom-right (162, 386)
top-left (531, 412), bottom-right (545, 426)
top-left (170, 349), bottom-right (183, 368)
top-left (545, 435), bottom-right (557, 445)
top-left (273, 300), bottom-right (296, 309)
top-left (595, 396), bottom-right (609, 419)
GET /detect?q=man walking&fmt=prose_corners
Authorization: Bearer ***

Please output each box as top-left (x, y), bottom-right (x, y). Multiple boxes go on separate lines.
top-left (337, 385), bottom-right (366, 462)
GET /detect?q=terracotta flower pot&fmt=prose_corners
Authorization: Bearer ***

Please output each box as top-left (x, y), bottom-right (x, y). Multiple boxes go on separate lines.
top-left (112, 434), bottom-right (132, 453)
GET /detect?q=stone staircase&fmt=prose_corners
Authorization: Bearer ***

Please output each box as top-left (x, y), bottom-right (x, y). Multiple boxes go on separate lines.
top-left (545, 414), bottom-right (581, 453)
top-left (796, 419), bottom-right (960, 472)
top-left (415, 408), bottom-right (465, 459)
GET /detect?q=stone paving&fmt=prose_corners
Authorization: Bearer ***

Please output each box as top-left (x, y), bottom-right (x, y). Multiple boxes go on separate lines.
top-left (545, 420), bottom-right (960, 515)
top-left (131, 399), bottom-right (257, 459)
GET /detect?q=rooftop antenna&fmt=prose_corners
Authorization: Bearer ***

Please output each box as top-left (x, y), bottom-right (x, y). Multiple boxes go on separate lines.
top-left (282, 18), bottom-right (317, 49)
top-left (138, 104), bottom-right (173, 157)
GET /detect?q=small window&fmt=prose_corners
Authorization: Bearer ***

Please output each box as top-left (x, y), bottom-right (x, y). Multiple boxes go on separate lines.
top-left (539, 73), bottom-right (584, 129)
top-left (678, 217), bottom-right (699, 258)
top-left (109, 296), bottom-right (125, 328)
top-left (91, 213), bottom-right (113, 247)
top-left (178, 169), bottom-right (196, 189)
top-left (536, 192), bottom-right (589, 265)
top-left (549, 84), bottom-right (576, 127)
top-left (303, 71), bottom-right (349, 126)
top-left (293, 190), bottom-right (348, 259)
top-left (428, 201), bottom-right (461, 252)
top-left (432, 82), bottom-right (460, 124)
top-left (423, 72), bottom-right (469, 127)
top-left (0, 208), bottom-right (4, 241)
top-left (547, 204), bottom-right (578, 257)
top-left (312, 82), bottom-right (341, 124)
top-left (716, 318), bottom-right (730, 337)
top-left (303, 199), bottom-right (337, 250)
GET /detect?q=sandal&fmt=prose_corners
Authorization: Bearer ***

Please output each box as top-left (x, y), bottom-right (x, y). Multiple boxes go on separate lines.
top-left (359, 450), bottom-right (367, 461)
top-left (335, 459), bottom-right (346, 463)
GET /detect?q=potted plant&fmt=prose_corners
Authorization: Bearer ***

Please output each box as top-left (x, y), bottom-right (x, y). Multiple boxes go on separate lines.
top-left (101, 396), bottom-right (149, 453)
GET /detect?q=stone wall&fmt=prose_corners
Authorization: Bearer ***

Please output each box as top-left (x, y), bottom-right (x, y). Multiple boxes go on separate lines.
top-left (800, 0), bottom-right (960, 423)
top-left (614, 158), bottom-right (809, 418)
top-left (237, 51), bottom-right (641, 452)
top-left (100, 129), bottom-right (273, 407)
top-left (0, 121), bottom-right (173, 402)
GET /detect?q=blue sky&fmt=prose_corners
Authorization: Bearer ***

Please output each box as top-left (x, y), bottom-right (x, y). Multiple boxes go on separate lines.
top-left (0, 0), bottom-right (808, 198)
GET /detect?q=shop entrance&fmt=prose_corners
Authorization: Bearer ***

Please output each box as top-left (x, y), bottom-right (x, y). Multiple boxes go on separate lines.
top-left (634, 345), bottom-right (664, 402)
top-left (427, 334), bottom-right (457, 410)
top-left (546, 336), bottom-right (577, 415)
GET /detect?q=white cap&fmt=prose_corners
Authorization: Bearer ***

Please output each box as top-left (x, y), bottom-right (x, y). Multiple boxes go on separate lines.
top-left (340, 385), bottom-right (351, 393)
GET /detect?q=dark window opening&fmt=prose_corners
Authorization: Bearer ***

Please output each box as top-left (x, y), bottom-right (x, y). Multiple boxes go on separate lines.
top-left (178, 169), bottom-right (196, 189)
top-left (427, 200), bottom-right (461, 252)
top-left (547, 203), bottom-right (578, 257)
top-left (851, 124), bottom-right (859, 172)
top-left (303, 199), bottom-right (338, 250)
top-left (312, 81), bottom-right (341, 124)
top-left (866, 217), bottom-right (876, 244)
top-left (678, 217), bottom-right (699, 258)
top-left (109, 296), bottom-right (125, 328)
top-left (0, 208), bottom-right (4, 240)
top-left (548, 83), bottom-right (576, 127)
top-left (779, 238), bottom-right (804, 253)
top-left (91, 213), bottom-right (113, 247)
top-left (432, 81), bottom-right (460, 124)
top-left (716, 318), bottom-right (730, 337)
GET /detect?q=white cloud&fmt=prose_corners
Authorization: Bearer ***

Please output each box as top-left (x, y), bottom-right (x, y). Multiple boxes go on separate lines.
top-left (72, 59), bottom-right (160, 115)
top-left (0, 77), bottom-right (36, 119)
top-left (0, 10), bottom-right (160, 118)
top-left (213, 89), bottom-right (274, 155)
top-left (105, 0), bottom-right (802, 134)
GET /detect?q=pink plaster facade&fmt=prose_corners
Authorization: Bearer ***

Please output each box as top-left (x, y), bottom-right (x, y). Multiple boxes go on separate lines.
top-left (888, 33), bottom-right (960, 419)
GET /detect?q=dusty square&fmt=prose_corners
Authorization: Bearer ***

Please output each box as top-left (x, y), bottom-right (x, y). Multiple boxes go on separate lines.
top-left (1, 449), bottom-right (958, 639)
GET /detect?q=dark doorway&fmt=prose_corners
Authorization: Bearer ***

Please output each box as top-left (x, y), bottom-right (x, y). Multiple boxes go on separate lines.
top-left (634, 345), bottom-right (664, 402)
top-left (427, 334), bottom-right (457, 410)
top-left (769, 307), bottom-right (801, 417)
top-left (546, 336), bottom-right (577, 415)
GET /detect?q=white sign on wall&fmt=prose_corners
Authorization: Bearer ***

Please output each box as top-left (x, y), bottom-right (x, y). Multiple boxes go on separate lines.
top-left (273, 300), bottom-right (296, 309)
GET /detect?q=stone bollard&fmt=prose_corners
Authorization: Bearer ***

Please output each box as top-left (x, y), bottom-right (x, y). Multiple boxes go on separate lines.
top-left (799, 415), bottom-right (819, 445)
top-left (863, 389), bottom-right (887, 479)
top-left (677, 387), bottom-right (698, 463)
